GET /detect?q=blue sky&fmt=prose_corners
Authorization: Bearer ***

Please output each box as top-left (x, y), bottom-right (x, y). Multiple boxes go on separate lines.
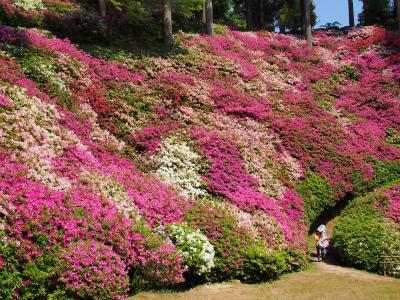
top-left (314, 0), bottom-right (363, 28)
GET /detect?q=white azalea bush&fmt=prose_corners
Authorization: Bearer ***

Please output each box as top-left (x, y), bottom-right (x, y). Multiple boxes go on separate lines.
top-left (155, 135), bottom-right (206, 198)
top-left (166, 222), bottom-right (215, 275)
top-left (11, 0), bottom-right (44, 11)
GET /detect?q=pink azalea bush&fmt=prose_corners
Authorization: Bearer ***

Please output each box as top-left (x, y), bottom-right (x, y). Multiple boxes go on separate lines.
top-left (59, 241), bottom-right (129, 300)
top-left (0, 156), bottom-right (184, 296)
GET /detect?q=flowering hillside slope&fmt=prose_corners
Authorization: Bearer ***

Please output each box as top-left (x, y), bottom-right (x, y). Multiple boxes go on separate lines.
top-left (0, 23), bottom-right (399, 298)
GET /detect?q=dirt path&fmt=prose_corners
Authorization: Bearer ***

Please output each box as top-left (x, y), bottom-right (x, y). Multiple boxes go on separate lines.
top-left (315, 261), bottom-right (397, 282)
top-left (131, 262), bottom-right (399, 300)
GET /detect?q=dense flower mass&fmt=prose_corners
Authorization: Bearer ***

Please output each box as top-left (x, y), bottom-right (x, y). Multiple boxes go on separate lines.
top-left (0, 16), bottom-right (399, 298)
top-left (155, 135), bottom-right (206, 198)
top-left (59, 241), bottom-right (129, 300)
top-left (11, 0), bottom-right (43, 11)
top-left (167, 222), bottom-right (215, 275)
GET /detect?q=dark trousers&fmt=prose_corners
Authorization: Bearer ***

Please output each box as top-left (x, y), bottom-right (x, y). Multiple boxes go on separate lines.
top-left (316, 246), bottom-right (327, 261)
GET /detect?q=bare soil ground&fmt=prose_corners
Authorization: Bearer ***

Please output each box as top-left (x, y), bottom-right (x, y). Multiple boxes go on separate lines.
top-left (315, 261), bottom-right (397, 282)
top-left (130, 263), bottom-right (399, 300)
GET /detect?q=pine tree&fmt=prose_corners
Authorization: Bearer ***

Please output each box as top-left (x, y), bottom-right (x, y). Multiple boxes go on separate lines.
top-left (360, 0), bottom-right (392, 25)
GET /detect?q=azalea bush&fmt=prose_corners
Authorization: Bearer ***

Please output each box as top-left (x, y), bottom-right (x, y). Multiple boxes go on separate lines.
top-left (0, 0), bottom-right (99, 37)
top-left (4, 44), bottom-right (70, 99)
top-left (352, 160), bottom-right (400, 197)
top-left (0, 157), bottom-right (185, 297)
top-left (239, 243), bottom-right (288, 283)
top-left (166, 222), bottom-right (215, 276)
top-left (334, 215), bottom-right (400, 272)
top-left (0, 241), bottom-right (22, 300)
top-left (128, 234), bottom-right (185, 291)
top-left (333, 188), bottom-right (400, 272)
top-left (296, 172), bottom-right (335, 225)
top-left (385, 184), bottom-right (400, 223)
top-left (58, 241), bottom-right (129, 300)
top-left (11, 0), bottom-right (43, 11)
top-left (155, 135), bottom-right (207, 198)
top-left (184, 200), bottom-right (255, 281)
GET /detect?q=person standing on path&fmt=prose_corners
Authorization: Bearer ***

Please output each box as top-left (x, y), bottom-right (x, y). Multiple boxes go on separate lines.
top-left (314, 230), bottom-right (323, 261)
top-left (315, 224), bottom-right (329, 261)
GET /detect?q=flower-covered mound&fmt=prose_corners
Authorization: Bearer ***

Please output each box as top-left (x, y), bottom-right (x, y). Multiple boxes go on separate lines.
top-left (166, 222), bottom-right (215, 276)
top-left (333, 184), bottom-right (400, 273)
top-left (0, 23), bottom-right (399, 298)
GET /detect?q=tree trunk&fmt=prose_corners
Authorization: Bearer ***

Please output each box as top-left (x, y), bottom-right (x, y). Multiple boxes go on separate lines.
top-left (397, 0), bottom-right (400, 31)
top-left (259, 0), bottom-right (264, 30)
top-left (304, 0), bottom-right (312, 47)
top-left (164, 0), bottom-right (173, 47)
top-left (107, 13), bottom-right (115, 43)
top-left (246, 0), bottom-right (253, 30)
top-left (206, 0), bottom-right (214, 35)
top-left (98, 0), bottom-right (106, 17)
top-left (202, 2), bottom-right (206, 24)
top-left (362, 0), bottom-right (369, 24)
top-left (301, 0), bottom-right (305, 33)
top-left (279, 23), bottom-right (285, 34)
top-left (348, 0), bottom-right (355, 27)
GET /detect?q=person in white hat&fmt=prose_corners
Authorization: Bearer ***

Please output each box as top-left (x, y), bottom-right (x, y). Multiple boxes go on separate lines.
top-left (314, 225), bottom-right (329, 261)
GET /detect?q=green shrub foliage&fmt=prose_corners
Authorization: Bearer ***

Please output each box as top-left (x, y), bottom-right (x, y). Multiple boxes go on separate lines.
top-left (239, 242), bottom-right (287, 283)
top-left (352, 160), bottom-right (400, 197)
top-left (0, 241), bottom-right (22, 300)
top-left (239, 244), bottom-right (306, 283)
top-left (333, 191), bottom-right (400, 272)
top-left (184, 200), bottom-right (254, 281)
top-left (296, 172), bottom-right (335, 225)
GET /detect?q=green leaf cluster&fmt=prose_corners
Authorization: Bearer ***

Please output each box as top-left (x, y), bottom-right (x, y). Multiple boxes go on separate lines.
top-left (296, 172), bottom-right (335, 225)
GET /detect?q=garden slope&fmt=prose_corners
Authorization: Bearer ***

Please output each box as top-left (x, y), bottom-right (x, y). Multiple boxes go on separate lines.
top-left (0, 24), bottom-right (399, 299)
